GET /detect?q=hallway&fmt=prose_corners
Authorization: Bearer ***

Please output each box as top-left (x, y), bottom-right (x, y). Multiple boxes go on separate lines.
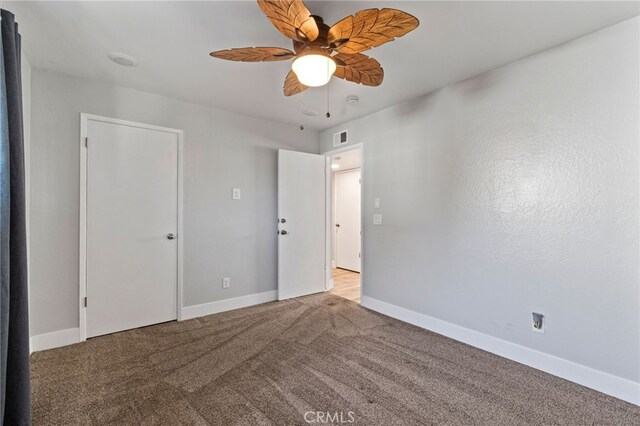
top-left (330, 268), bottom-right (360, 303)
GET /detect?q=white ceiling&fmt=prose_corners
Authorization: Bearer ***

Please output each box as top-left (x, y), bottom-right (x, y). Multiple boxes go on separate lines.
top-left (6, 1), bottom-right (639, 130)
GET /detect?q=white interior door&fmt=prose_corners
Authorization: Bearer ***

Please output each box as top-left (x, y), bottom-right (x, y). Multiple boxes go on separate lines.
top-left (335, 169), bottom-right (361, 272)
top-left (278, 150), bottom-right (327, 300)
top-left (86, 119), bottom-right (179, 338)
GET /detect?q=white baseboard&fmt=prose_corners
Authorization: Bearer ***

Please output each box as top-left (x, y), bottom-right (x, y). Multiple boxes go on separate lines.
top-left (29, 292), bottom-right (277, 352)
top-left (30, 328), bottom-right (80, 353)
top-left (181, 290), bottom-right (277, 321)
top-left (361, 296), bottom-right (640, 406)
top-left (327, 278), bottom-right (334, 290)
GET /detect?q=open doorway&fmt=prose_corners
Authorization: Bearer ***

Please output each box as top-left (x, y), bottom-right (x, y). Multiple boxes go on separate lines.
top-left (326, 146), bottom-right (362, 303)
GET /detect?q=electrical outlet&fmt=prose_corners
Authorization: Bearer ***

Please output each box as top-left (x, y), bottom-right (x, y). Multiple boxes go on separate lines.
top-left (232, 188), bottom-right (241, 200)
top-left (222, 277), bottom-right (231, 289)
top-left (373, 214), bottom-right (383, 225)
top-left (532, 312), bottom-right (544, 334)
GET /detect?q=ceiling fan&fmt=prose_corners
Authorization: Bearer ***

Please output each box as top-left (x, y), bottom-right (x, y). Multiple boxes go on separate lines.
top-left (210, 0), bottom-right (419, 97)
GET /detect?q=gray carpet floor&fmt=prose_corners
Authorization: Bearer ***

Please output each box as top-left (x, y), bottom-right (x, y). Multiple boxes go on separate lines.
top-left (31, 293), bottom-right (640, 425)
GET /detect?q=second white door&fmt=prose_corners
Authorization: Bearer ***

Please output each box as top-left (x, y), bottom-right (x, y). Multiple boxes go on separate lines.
top-left (335, 169), bottom-right (361, 272)
top-left (278, 150), bottom-right (327, 300)
top-left (86, 117), bottom-right (179, 338)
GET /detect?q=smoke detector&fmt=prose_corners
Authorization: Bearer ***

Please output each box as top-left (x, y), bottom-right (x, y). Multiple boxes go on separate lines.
top-left (346, 95), bottom-right (359, 105)
top-left (108, 52), bottom-right (137, 67)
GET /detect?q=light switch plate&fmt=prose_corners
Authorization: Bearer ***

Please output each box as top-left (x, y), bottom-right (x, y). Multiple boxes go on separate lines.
top-left (373, 214), bottom-right (383, 225)
top-left (232, 188), bottom-right (241, 200)
top-left (374, 198), bottom-right (381, 209)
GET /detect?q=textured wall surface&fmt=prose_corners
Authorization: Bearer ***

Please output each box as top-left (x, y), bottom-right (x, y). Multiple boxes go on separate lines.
top-left (29, 69), bottom-right (319, 336)
top-left (320, 18), bottom-right (639, 382)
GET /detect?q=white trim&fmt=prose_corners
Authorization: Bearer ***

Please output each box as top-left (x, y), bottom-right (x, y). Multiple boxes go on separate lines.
top-left (176, 125), bottom-right (185, 321)
top-left (327, 278), bottom-right (334, 290)
top-left (79, 113), bottom-right (184, 341)
top-left (324, 156), bottom-right (332, 289)
top-left (322, 142), bottom-right (364, 157)
top-left (361, 296), bottom-right (640, 406)
top-left (322, 143), bottom-right (364, 302)
top-left (30, 328), bottom-right (80, 353)
top-left (181, 291), bottom-right (277, 320)
top-left (79, 115), bottom-right (87, 341)
top-left (29, 291), bottom-right (276, 351)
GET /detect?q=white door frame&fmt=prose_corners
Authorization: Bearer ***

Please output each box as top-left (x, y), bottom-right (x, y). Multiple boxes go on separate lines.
top-left (79, 113), bottom-right (184, 341)
top-left (321, 143), bottom-right (364, 300)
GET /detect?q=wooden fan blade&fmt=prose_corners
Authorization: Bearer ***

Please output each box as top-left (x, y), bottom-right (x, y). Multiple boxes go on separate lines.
top-left (283, 70), bottom-right (308, 96)
top-left (334, 53), bottom-right (384, 86)
top-left (328, 8), bottom-right (419, 54)
top-left (257, 0), bottom-right (319, 42)
top-left (210, 47), bottom-right (295, 62)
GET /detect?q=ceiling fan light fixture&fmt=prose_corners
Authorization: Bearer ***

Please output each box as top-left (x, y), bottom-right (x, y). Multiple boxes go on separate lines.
top-left (292, 54), bottom-right (336, 87)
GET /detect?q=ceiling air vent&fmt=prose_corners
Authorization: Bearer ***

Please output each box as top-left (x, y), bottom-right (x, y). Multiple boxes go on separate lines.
top-left (333, 129), bottom-right (348, 147)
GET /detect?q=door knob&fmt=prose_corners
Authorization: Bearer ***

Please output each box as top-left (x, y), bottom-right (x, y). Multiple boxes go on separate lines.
top-left (280, 230), bottom-right (288, 235)
top-left (335, 224), bottom-right (340, 227)
top-left (167, 233), bottom-right (176, 240)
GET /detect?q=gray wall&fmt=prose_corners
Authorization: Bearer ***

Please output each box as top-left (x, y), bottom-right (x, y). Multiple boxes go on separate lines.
top-left (320, 18), bottom-right (639, 382)
top-left (30, 69), bottom-right (319, 336)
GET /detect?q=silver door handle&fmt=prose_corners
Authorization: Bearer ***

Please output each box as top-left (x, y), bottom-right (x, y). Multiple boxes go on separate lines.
top-left (167, 233), bottom-right (176, 240)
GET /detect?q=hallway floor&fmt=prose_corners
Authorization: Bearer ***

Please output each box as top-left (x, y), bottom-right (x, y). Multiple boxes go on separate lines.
top-left (330, 268), bottom-right (361, 303)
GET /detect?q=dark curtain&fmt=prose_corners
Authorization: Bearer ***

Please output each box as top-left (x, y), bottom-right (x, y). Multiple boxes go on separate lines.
top-left (0, 9), bottom-right (30, 426)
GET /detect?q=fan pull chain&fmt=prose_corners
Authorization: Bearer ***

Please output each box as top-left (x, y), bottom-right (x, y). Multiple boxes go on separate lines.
top-left (299, 91), bottom-right (305, 131)
top-left (326, 80), bottom-right (331, 119)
